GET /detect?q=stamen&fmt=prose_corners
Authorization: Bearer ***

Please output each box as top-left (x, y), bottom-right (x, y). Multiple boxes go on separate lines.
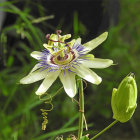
top-left (45, 31), bottom-right (71, 51)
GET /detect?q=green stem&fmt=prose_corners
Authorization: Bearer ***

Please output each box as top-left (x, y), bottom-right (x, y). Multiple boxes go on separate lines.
top-left (90, 120), bottom-right (118, 140)
top-left (78, 79), bottom-right (84, 140)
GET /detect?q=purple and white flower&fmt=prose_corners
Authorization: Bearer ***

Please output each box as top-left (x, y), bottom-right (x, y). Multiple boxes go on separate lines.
top-left (20, 31), bottom-right (113, 98)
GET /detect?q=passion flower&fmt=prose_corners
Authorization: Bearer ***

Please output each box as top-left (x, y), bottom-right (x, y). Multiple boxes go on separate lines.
top-left (20, 30), bottom-right (113, 98)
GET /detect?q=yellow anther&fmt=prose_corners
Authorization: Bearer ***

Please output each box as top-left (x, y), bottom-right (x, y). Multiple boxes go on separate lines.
top-left (43, 44), bottom-right (54, 54)
top-left (65, 34), bottom-right (71, 39)
top-left (60, 34), bottom-right (71, 42)
top-left (67, 39), bottom-right (76, 48)
top-left (48, 34), bottom-right (58, 46)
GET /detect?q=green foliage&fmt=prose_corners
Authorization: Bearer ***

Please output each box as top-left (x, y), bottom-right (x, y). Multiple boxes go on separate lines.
top-left (87, 0), bottom-right (140, 138)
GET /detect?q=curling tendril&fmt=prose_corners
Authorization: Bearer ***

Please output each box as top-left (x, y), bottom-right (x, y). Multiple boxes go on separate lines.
top-left (39, 94), bottom-right (53, 130)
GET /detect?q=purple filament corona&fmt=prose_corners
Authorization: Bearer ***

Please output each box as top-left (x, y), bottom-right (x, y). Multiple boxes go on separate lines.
top-left (37, 43), bottom-right (89, 74)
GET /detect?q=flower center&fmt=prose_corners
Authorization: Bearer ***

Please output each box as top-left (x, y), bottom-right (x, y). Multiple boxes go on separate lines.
top-left (51, 50), bottom-right (75, 65)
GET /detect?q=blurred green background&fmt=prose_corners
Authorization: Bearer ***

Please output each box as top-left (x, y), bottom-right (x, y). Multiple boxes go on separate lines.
top-left (0, 0), bottom-right (140, 140)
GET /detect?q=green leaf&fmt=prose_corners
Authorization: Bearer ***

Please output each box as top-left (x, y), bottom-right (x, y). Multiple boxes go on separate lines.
top-left (7, 55), bottom-right (14, 67)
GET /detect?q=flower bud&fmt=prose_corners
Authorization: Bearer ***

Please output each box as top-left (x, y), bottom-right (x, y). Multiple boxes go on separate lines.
top-left (111, 73), bottom-right (137, 123)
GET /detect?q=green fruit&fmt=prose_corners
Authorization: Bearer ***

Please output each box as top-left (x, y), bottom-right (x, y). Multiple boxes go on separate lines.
top-left (111, 73), bottom-right (137, 123)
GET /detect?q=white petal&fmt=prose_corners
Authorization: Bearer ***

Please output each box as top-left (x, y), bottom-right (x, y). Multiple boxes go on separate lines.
top-left (74, 65), bottom-right (102, 85)
top-left (59, 70), bottom-right (76, 98)
top-left (83, 32), bottom-right (108, 53)
top-left (30, 51), bottom-right (42, 60)
top-left (75, 38), bottom-right (82, 44)
top-left (35, 70), bottom-right (60, 95)
top-left (29, 63), bottom-right (41, 74)
top-left (20, 69), bottom-right (47, 84)
top-left (80, 58), bottom-right (113, 68)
